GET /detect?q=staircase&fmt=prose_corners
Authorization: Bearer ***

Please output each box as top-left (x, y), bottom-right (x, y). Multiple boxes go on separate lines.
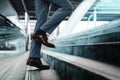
top-left (41, 19), bottom-right (120, 80)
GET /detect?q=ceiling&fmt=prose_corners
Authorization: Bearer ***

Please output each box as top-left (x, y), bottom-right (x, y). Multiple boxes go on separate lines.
top-left (9, 0), bottom-right (82, 20)
top-left (9, 0), bottom-right (120, 21)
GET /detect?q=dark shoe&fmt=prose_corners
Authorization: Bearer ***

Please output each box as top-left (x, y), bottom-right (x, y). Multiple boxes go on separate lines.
top-left (31, 33), bottom-right (55, 48)
top-left (27, 58), bottom-right (50, 70)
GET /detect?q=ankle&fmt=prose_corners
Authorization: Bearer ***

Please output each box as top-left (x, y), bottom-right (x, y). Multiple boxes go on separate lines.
top-left (36, 29), bottom-right (46, 35)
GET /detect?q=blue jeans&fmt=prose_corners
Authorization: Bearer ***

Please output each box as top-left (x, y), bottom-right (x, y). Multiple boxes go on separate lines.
top-left (29, 0), bottom-right (73, 58)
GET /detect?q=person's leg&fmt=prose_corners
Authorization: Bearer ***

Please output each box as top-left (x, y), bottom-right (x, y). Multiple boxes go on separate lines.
top-left (38, 0), bottom-right (73, 34)
top-left (30, 0), bottom-right (55, 48)
top-left (32, 0), bottom-right (73, 48)
top-left (28, 0), bottom-right (50, 70)
top-left (34, 0), bottom-right (50, 32)
top-left (29, 0), bottom-right (50, 58)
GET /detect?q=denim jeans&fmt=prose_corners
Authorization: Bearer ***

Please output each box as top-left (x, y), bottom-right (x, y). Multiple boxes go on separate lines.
top-left (29, 0), bottom-right (73, 58)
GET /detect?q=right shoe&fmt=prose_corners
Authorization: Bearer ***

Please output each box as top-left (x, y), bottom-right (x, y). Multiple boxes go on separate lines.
top-left (27, 58), bottom-right (50, 70)
top-left (31, 33), bottom-right (55, 48)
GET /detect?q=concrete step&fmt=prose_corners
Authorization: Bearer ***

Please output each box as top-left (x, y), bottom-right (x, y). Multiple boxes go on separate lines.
top-left (41, 50), bottom-right (120, 80)
top-left (25, 58), bottom-right (61, 80)
top-left (0, 51), bottom-right (61, 80)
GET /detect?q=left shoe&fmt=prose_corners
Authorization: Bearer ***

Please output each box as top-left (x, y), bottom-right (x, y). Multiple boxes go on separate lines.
top-left (31, 33), bottom-right (55, 48)
top-left (27, 58), bottom-right (50, 70)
